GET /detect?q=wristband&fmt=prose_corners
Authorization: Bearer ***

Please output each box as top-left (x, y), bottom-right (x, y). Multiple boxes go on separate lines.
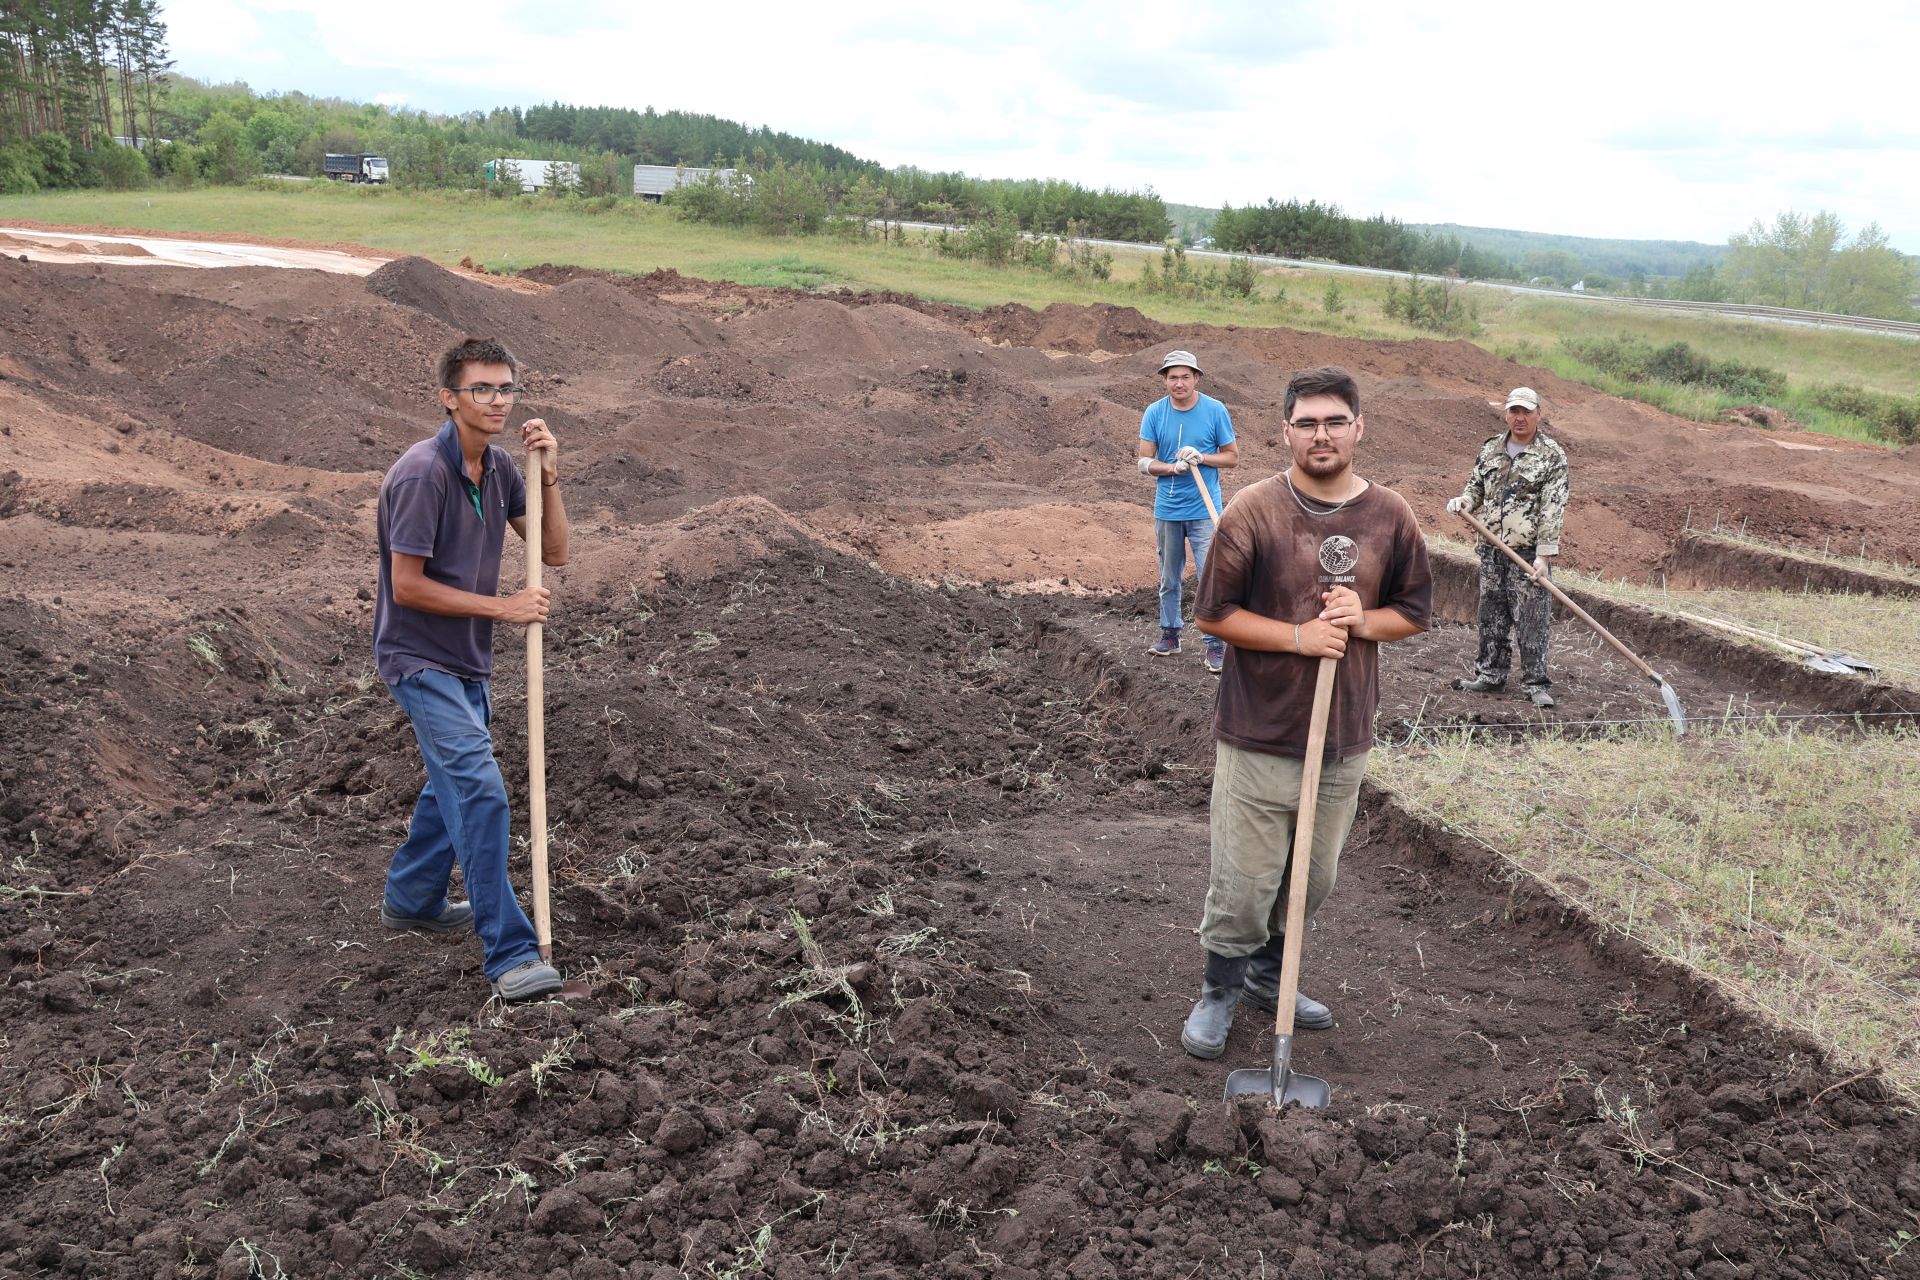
top-left (1293, 624), bottom-right (1301, 653)
top-left (1137, 456), bottom-right (1154, 475)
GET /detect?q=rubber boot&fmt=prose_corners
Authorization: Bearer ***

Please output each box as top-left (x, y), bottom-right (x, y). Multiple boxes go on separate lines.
top-left (1242, 934), bottom-right (1334, 1029)
top-left (1180, 952), bottom-right (1250, 1059)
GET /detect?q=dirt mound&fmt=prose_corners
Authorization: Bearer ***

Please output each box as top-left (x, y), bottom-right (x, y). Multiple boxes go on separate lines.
top-left (8, 247), bottom-right (1920, 1277)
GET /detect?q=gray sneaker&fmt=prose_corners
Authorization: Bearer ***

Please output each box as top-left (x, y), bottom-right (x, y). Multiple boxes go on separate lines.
top-left (491, 959), bottom-right (564, 1002)
top-left (1527, 686), bottom-right (1556, 707)
top-left (381, 900), bottom-right (473, 933)
top-left (1453, 676), bottom-right (1504, 693)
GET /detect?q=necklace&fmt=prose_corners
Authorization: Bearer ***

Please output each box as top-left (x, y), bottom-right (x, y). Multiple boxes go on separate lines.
top-left (1284, 468), bottom-right (1358, 518)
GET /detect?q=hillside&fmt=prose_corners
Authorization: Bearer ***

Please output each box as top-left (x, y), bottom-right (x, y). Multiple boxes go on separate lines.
top-left (1408, 222), bottom-right (1728, 280)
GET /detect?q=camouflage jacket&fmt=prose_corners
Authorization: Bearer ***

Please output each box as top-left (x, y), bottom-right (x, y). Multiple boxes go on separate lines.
top-left (1457, 431), bottom-right (1568, 556)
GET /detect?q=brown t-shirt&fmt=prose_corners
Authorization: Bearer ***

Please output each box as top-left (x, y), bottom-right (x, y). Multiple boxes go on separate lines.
top-left (1195, 475), bottom-right (1433, 760)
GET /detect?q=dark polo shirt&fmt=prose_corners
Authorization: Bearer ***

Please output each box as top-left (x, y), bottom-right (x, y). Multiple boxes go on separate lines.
top-left (374, 420), bottom-right (527, 685)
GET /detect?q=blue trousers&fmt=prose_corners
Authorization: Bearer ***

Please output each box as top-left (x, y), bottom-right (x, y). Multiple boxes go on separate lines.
top-left (1156, 517), bottom-right (1216, 631)
top-left (386, 668), bottom-right (540, 982)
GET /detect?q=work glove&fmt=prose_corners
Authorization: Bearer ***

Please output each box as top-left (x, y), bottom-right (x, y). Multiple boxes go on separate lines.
top-left (1176, 445), bottom-right (1203, 466)
top-left (1532, 555), bottom-right (1551, 578)
top-left (1445, 496), bottom-right (1469, 514)
top-left (1171, 459), bottom-right (1191, 474)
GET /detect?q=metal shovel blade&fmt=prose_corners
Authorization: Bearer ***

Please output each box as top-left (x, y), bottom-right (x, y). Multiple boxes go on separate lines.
top-left (1224, 1034), bottom-right (1332, 1108)
top-left (1653, 676), bottom-right (1686, 736)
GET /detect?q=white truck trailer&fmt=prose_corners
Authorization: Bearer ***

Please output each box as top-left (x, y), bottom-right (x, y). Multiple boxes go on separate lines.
top-left (485, 158), bottom-right (582, 193)
top-left (633, 164), bottom-right (743, 201)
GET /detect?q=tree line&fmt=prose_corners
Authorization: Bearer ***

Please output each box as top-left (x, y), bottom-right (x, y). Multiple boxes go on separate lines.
top-left (0, 0), bottom-right (172, 190)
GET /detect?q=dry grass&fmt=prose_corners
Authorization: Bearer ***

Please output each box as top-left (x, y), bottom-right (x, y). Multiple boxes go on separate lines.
top-left (1374, 723), bottom-right (1920, 1098)
top-left (1560, 571), bottom-right (1920, 693)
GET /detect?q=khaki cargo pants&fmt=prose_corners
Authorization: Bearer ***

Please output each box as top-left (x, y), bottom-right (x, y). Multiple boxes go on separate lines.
top-left (1199, 741), bottom-right (1369, 958)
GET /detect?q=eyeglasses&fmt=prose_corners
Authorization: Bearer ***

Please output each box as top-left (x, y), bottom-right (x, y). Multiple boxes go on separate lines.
top-left (1286, 417), bottom-right (1355, 438)
top-left (448, 384), bottom-right (524, 404)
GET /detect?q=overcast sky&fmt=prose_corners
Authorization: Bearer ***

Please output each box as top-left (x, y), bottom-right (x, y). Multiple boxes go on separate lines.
top-left (162, 0), bottom-right (1920, 252)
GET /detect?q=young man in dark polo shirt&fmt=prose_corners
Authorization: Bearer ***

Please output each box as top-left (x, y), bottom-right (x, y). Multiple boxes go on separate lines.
top-left (373, 337), bottom-right (571, 1002)
top-left (1179, 366), bottom-right (1433, 1059)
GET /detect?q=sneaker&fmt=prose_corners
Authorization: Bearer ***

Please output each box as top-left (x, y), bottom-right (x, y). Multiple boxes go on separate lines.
top-left (1527, 687), bottom-right (1556, 707)
top-left (490, 959), bottom-right (564, 1002)
top-left (1204, 639), bottom-right (1226, 675)
top-left (381, 900), bottom-right (473, 933)
top-left (1452, 676), bottom-right (1504, 693)
top-left (1147, 628), bottom-right (1181, 657)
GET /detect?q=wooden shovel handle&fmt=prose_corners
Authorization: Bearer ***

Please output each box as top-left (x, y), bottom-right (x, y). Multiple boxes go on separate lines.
top-left (1191, 465), bottom-right (1222, 527)
top-left (1456, 508), bottom-right (1663, 685)
top-left (1272, 655), bottom-right (1338, 1037)
top-left (526, 447), bottom-right (551, 961)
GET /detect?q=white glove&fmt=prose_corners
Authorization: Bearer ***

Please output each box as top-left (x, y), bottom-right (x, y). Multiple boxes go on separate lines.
top-left (1176, 445), bottom-right (1203, 466)
top-left (1171, 459), bottom-right (1191, 474)
top-left (1532, 555), bottom-right (1550, 578)
top-left (1136, 456), bottom-right (1154, 475)
top-left (1446, 496), bottom-right (1468, 515)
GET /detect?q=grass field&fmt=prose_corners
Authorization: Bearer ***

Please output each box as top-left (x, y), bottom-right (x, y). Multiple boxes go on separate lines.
top-left (5, 183), bottom-right (1917, 441)
top-left (1374, 725), bottom-right (1920, 1100)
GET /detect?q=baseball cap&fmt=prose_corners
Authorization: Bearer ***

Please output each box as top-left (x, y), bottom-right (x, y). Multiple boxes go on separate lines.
top-left (1505, 387), bottom-right (1540, 411)
top-left (1158, 350), bottom-right (1202, 375)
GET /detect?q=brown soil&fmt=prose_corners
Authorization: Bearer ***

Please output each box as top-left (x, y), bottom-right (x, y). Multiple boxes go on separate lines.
top-left (1664, 530), bottom-right (1920, 596)
top-left (5, 247), bottom-right (1920, 1279)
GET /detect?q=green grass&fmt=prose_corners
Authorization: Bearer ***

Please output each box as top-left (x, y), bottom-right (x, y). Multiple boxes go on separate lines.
top-left (6, 183), bottom-right (1917, 440)
top-left (1375, 724), bottom-right (1920, 1099)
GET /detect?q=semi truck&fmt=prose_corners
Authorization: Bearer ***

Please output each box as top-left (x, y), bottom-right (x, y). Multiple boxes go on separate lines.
top-left (323, 153), bottom-right (388, 184)
top-left (485, 158), bottom-right (582, 193)
top-left (633, 164), bottom-right (745, 201)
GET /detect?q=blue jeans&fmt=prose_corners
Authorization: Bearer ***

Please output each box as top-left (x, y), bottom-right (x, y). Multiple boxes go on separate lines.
top-left (1156, 517), bottom-right (1215, 631)
top-left (387, 669), bottom-right (540, 982)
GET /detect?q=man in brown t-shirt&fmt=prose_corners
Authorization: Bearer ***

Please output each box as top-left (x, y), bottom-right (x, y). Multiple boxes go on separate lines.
top-left (1179, 366), bottom-right (1433, 1060)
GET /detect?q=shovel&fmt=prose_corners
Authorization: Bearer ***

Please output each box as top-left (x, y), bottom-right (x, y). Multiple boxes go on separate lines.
top-left (1456, 509), bottom-right (1686, 734)
top-left (1191, 463), bottom-right (1222, 528)
top-left (525, 444), bottom-right (591, 1000)
top-left (1225, 655), bottom-right (1337, 1108)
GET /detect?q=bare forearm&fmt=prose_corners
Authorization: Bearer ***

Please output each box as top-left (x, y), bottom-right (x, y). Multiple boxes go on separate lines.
top-left (1197, 608), bottom-right (1294, 651)
top-left (393, 577), bottom-right (509, 619)
top-left (539, 482), bottom-right (570, 566)
top-left (1351, 607), bottom-right (1423, 643)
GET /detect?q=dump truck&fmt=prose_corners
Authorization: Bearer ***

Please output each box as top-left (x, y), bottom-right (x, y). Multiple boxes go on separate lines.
top-left (323, 153), bottom-right (388, 184)
top-left (633, 164), bottom-right (744, 201)
top-left (485, 158), bottom-right (582, 193)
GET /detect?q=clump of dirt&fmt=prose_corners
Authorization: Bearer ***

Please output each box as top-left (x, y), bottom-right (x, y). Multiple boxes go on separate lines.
top-left (1718, 403), bottom-right (1800, 430)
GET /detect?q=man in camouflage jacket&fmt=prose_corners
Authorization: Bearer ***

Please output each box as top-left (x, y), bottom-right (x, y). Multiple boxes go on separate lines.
top-left (1446, 387), bottom-right (1569, 707)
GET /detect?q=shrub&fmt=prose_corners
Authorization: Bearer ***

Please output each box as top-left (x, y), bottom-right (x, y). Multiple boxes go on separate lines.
top-left (96, 141), bottom-right (148, 191)
top-left (0, 145), bottom-right (38, 194)
top-left (1384, 272), bottom-right (1475, 335)
top-left (1560, 335), bottom-right (1786, 400)
top-left (1808, 384), bottom-right (1920, 444)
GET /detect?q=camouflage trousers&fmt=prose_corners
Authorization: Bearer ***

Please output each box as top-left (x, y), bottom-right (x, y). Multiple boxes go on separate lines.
top-left (1475, 543), bottom-right (1552, 688)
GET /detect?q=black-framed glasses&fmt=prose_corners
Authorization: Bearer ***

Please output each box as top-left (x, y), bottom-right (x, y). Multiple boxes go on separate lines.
top-left (449, 383), bottom-right (524, 404)
top-left (1286, 417), bottom-right (1355, 438)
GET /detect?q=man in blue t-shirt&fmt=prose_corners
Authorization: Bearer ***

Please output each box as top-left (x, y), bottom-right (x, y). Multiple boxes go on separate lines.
top-left (373, 336), bottom-right (572, 1003)
top-left (1136, 350), bottom-right (1239, 673)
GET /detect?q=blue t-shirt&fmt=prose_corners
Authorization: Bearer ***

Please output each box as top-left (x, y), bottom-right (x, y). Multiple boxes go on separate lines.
top-left (1139, 392), bottom-right (1235, 520)
top-left (374, 420), bottom-right (528, 685)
